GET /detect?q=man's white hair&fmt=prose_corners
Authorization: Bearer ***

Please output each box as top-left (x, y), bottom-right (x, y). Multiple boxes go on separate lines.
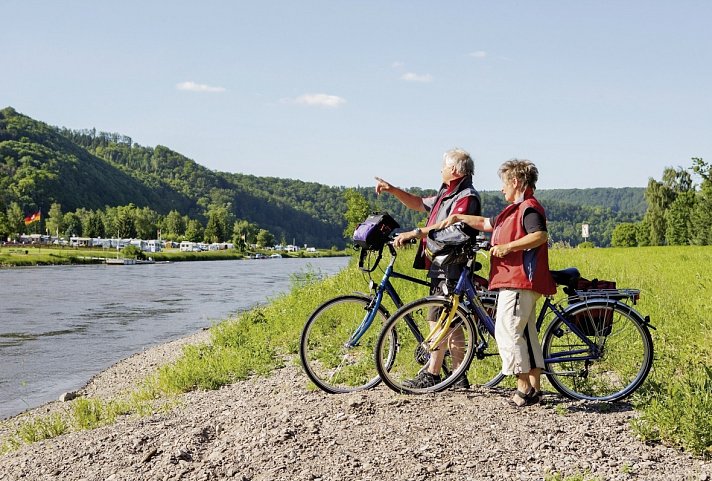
top-left (443, 148), bottom-right (474, 176)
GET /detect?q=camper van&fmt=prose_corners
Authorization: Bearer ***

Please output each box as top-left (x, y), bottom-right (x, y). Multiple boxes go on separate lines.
top-left (180, 241), bottom-right (197, 252)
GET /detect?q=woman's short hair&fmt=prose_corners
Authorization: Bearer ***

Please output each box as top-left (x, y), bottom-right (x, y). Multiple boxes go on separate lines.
top-left (498, 159), bottom-right (539, 190)
top-left (443, 148), bottom-right (474, 176)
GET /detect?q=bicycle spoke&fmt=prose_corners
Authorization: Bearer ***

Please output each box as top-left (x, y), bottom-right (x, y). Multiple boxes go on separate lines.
top-left (465, 297), bottom-right (505, 388)
top-left (375, 297), bottom-right (477, 394)
top-left (542, 301), bottom-right (653, 401)
top-left (300, 295), bottom-right (394, 393)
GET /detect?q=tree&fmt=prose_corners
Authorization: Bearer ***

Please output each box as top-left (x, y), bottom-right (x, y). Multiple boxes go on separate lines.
top-left (184, 219), bottom-right (204, 242)
top-left (343, 189), bottom-right (371, 239)
top-left (690, 157), bottom-right (712, 245)
top-left (635, 218), bottom-right (651, 247)
top-left (84, 211), bottom-right (106, 238)
top-left (134, 206), bottom-right (158, 240)
top-left (6, 202), bottom-right (24, 238)
top-left (115, 205), bottom-right (137, 238)
top-left (665, 191), bottom-right (695, 245)
top-left (256, 229), bottom-right (275, 248)
top-left (611, 223), bottom-right (638, 247)
top-left (232, 219), bottom-right (259, 246)
top-left (46, 202), bottom-right (63, 238)
top-left (0, 209), bottom-right (10, 241)
top-left (162, 210), bottom-right (185, 239)
top-left (63, 212), bottom-right (82, 238)
top-left (203, 205), bottom-right (234, 243)
top-left (204, 212), bottom-right (221, 243)
top-left (643, 177), bottom-right (674, 246)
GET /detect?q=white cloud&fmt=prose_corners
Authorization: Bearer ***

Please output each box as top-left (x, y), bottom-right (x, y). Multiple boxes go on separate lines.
top-left (469, 51), bottom-right (487, 59)
top-left (401, 72), bottom-right (433, 83)
top-left (293, 93), bottom-right (346, 108)
top-left (392, 61), bottom-right (405, 69)
top-left (176, 81), bottom-right (226, 93)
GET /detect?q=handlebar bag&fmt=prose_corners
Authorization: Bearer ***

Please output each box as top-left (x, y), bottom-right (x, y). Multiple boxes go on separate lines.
top-left (353, 212), bottom-right (399, 250)
top-left (425, 222), bottom-right (476, 266)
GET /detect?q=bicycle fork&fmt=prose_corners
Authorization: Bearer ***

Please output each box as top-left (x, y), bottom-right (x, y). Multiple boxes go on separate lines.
top-left (423, 296), bottom-right (461, 352)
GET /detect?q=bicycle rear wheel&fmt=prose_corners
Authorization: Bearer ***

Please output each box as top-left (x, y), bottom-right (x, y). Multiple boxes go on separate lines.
top-left (542, 300), bottom-right (653, 401)
top-left (300, 294), bottom-right (395, 393)
top-left (374, 296), bottom-right (477, 394)
top-left (466, 296), bottom-right (506, 388)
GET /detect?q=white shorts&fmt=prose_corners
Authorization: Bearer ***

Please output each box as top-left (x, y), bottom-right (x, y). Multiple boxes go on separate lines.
top-left (494, 289), bottom-right (544, 375)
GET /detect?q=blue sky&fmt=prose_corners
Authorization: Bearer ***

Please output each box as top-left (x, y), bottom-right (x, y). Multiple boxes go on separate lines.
top-left (2, 1), bottom-right (710, 191)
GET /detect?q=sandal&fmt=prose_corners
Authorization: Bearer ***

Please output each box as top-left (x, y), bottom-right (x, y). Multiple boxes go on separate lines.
top-left (509, 388), bottom-right (540, 408)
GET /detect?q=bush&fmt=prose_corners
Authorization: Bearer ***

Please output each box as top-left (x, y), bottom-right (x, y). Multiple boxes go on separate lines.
top-left (121, 245), bottom-right (146, 259)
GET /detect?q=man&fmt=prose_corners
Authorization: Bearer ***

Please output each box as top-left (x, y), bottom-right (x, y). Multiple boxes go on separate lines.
top-left (375, 148), bottom-right (481, 389)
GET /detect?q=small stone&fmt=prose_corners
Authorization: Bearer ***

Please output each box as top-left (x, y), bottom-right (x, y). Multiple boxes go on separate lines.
top-left (142, 447), bottom-right (159, 463)
top-left (59, 391), bottom-right (79, 402)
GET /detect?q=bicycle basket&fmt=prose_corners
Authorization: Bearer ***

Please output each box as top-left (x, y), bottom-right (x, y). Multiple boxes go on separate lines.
top-left (425, 222), bottom-right (475, 267)
top-left (352, 212), bottom-right (399, 250)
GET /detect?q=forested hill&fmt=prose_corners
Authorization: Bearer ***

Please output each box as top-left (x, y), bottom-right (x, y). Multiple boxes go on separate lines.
top-left (1, 107), bottom-right (645, 247)
top-left (0, 107), bottom-right (344, 247)
top-left (0, 108), bottom-right (194, 214)
top-left (536, 188), bottom-right (647, 215)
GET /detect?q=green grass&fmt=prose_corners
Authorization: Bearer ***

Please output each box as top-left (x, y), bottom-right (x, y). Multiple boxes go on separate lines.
top-left (549, 246), bottom-right (712, 457)
top-left (1, 245), bottom-right (710, 458)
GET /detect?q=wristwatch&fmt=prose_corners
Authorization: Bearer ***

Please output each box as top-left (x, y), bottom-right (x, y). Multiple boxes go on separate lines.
top-left (413, 228), bottom-right (423, 239)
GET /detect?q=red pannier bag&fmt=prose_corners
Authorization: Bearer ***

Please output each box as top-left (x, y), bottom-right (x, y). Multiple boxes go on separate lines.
top-left (568, 278), bottom-right (617, 336)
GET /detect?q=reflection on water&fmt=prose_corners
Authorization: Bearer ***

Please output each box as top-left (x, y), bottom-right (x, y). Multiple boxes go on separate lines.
top-left (0, 257), bottom-right (348, 419)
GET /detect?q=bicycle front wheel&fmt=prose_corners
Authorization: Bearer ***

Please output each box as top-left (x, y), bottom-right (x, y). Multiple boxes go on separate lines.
top-left (299, 294), bottom-right (395, 393)
top-left (374, 296), bottom-right (477, 394)
top-left (542, 300), bottom-right (653, 401)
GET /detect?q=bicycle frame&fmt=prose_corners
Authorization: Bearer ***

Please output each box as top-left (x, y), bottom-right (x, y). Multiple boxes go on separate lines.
top-left (346, 244), bottom-right (431, 348)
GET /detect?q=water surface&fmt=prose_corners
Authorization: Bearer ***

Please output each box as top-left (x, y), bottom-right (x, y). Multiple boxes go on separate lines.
top-left (0, 257), bottom-right (348, 419)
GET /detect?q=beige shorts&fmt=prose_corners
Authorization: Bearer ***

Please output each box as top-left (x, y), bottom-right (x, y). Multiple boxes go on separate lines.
top-left (494, 289), bottom-right (544, 375)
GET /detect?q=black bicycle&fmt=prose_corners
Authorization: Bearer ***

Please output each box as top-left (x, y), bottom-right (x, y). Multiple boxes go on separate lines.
top-left (299, 241), bottom-right (493, 393)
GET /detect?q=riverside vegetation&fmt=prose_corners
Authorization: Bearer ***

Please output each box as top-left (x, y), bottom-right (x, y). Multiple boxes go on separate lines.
top-left (1, 245), bottom-right (710, 459)
top-left (0, 245), bottom-right (345, 267)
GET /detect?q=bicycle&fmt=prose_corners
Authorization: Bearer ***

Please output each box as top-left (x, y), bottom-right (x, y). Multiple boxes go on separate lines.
top-left (299, 240), bottom-right (494, 393)
top-left (374, 237), bottom-right (655, 401)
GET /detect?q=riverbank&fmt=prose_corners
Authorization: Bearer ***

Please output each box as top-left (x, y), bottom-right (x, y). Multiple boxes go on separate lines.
top-left (0, 327), bottom-right (710, 481)
top-left (0, 245), bottom-right (348, 268)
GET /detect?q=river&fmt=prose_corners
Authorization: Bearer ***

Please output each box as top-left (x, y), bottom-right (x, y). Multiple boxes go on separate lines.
top-left (0, 257), bottom-right (349, 420)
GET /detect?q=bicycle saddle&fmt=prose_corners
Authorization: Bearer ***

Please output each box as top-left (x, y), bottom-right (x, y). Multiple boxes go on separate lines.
top-left (549, 267), bottom-right (581, 287)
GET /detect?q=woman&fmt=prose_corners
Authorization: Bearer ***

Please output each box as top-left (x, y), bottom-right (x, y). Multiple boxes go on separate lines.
top-left (437, 159), bottom-right (555, 406)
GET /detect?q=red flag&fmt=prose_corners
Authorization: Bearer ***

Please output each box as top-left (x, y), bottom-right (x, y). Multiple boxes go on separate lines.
top-left (24, 211), bottom-right (41, 225)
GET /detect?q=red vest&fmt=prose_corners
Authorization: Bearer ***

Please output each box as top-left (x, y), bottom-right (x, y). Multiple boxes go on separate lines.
top-left (489, 195), bottom-right (556, 295)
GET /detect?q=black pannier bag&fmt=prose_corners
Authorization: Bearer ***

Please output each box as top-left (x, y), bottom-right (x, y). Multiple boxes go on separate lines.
top-left (352, 212), bottom-right (400, 250)
top-left (425, 222), bottom-right (477, 267)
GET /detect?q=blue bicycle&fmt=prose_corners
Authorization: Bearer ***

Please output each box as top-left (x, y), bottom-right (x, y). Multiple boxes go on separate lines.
top-left (299, 241), bottom-right (494, 393)
top-left (374, 235), bottom-right (655, 401)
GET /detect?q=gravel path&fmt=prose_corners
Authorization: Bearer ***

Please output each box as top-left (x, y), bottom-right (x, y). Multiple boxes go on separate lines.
top-left (1, 331), bottom-right (710, 481)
